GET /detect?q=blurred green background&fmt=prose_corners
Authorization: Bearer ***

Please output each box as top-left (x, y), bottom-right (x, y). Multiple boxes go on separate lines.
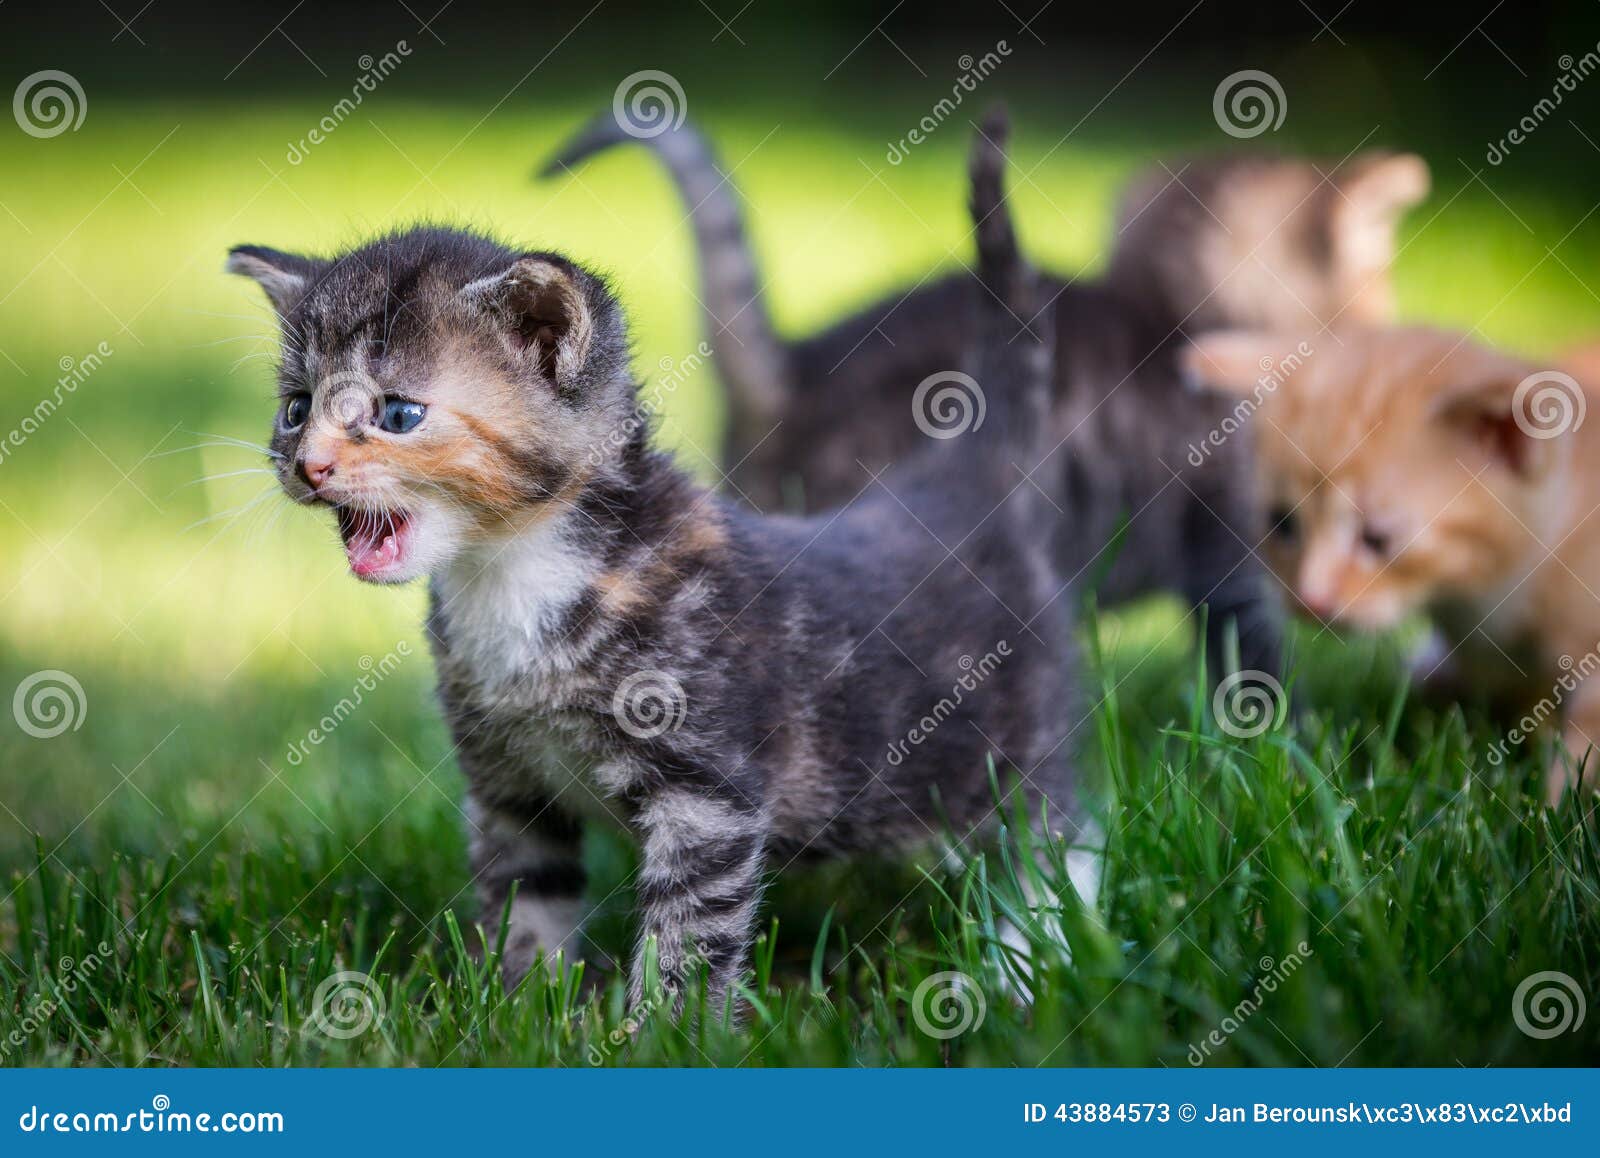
top-left (2, 1), bottom-right (1598, 1064)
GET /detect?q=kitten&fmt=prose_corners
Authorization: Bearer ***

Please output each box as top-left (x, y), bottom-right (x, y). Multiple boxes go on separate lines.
top-left (229, 111), bottom-right (1084, 1005)
top-left (1182, 325), bottom-right (1600, 804)
top-left (542, 116), bottom-right (1427, 680)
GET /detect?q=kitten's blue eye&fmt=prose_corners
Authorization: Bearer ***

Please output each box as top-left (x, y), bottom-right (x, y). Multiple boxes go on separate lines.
top-left (380, 399), bottom-right (426, 434)
top-left (282, 395), bottom-right (311, 430)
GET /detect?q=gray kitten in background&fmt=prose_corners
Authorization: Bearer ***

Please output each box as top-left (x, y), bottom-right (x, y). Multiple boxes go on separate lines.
top-left (544, 117), bottom-right (1429, 681)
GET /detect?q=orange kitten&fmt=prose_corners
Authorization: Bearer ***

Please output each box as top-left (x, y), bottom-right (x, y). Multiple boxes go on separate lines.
top-left (1183, 325), bottom-right (1600, 804)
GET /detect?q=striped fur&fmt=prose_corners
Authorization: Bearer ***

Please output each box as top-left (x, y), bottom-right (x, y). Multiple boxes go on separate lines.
top-left (232, 114), bottom-right (1083, 1010)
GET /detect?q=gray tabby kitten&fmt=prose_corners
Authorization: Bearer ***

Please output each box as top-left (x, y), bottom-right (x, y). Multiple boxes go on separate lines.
top-left (228, 110), bottom-right (1079, 1007)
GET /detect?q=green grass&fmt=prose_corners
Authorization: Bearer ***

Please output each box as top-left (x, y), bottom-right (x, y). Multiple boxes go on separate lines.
top-left (3, 622), bottom-right (1598, 1066)
top-left (4, 41), bottom-right (1600, 1066)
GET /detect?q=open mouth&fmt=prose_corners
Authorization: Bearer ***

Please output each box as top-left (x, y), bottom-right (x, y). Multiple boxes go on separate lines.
top-left (335, 506), bottom-right (413, 580)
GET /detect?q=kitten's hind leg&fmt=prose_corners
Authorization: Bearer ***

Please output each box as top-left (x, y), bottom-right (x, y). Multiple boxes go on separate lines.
top-left (467, 794), bottom-right (588, 988)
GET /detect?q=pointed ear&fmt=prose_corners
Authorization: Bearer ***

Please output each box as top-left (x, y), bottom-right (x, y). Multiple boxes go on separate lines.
top-left (460, 257), bottom-right (594, 390)
top-left (1180, 330), bottom-right (1300, 397)
top-left (1330, 152), bottom-right (1430, 280)
top-left (225, 245), bottom-right (321, 314)
top-left (1432, 361), bottom-right (1578, 480)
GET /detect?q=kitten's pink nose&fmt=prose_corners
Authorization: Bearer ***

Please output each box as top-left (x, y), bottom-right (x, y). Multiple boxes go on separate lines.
top-left (1298, 587), bottom-right (1336, 621)
top-left (298, 453), bottom-right (335, 490)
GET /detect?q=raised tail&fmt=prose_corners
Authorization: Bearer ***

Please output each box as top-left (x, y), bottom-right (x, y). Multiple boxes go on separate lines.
top-left (966, 106), bottom-right (1052, 454)
top-left (539, 112), bottom-right (793, 426)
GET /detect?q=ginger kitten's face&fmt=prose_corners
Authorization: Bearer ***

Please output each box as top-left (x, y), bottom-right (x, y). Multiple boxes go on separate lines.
top-left (227, 230), bottom-right (620, 584)
top-left (1184, 327), bottom-right (1561, 630)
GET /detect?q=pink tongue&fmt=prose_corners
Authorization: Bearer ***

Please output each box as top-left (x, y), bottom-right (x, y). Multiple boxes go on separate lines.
top-left (346, 524), bottom-right (400, 576)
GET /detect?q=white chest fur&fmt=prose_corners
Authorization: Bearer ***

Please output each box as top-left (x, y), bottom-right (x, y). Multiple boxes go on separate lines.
top-left (434, 518), bottom-right (597, 694)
